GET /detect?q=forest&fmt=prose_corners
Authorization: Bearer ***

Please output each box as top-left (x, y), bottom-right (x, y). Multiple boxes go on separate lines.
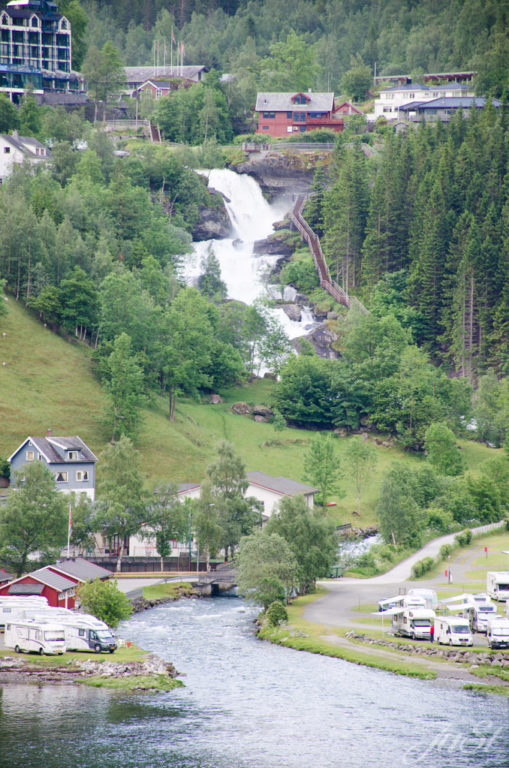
top-left (76, 0), bottom-right (508, 100)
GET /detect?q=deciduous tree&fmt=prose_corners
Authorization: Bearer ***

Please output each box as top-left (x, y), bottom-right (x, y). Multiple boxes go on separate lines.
top-left (0, 463), bottom-right (67, 576)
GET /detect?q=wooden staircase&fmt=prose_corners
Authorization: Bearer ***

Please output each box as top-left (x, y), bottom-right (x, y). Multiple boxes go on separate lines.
top-left (290, 196), bottom-right (368, 313)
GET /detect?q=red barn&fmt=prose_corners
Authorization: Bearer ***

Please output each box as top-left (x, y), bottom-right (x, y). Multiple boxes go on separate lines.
top-left (0, 566), bottom-right (78, 608)
top-left (255, 91), bottom-right (344, 138)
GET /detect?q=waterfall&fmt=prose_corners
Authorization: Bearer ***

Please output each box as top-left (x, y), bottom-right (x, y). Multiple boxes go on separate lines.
top-left (182, 169), bottom-right (316, 339)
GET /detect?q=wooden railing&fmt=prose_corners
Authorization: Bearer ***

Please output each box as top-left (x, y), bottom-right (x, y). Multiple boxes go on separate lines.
top-left (290, 196), bottom-right (354, 309)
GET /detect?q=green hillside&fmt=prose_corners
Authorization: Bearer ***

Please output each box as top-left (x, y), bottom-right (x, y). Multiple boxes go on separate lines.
top-left (0, 299), bottom-right (501, 528)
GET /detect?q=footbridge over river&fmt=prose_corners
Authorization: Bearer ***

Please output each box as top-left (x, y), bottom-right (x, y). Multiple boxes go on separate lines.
top-left (196, 564), bottom-right (237, 596)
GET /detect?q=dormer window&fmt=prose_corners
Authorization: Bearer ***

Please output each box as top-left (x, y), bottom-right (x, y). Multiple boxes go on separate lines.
top-left (60, 19), bottom-right (67, 29)
top-left (31, 16), bottom-right (39, 27)
top-left (1, 13), bottom-right (9, 25)
top-left (292, 93), bottom-right (308, 105)
top-left (68, 451), bottom-right (78, 460)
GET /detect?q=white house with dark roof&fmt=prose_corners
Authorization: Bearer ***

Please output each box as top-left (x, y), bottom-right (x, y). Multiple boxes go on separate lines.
top-left (372, 82), bottom-right (473, 120)
top-left (9, 431), bottom-right (97, 500)
top-left (127, 474), bottom-right (317, 558)
top-left (246, 471), bottom-right (318, 519)
top-left (0, 130), bottom-right (50, 182)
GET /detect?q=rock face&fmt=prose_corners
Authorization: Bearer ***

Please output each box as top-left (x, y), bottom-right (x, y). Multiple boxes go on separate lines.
top-left (235, 151), bottom-right (318, 197)
top-left (192, 192), bottom-right (231, 241)
top-left (293, 324), bottom-right (339, 358)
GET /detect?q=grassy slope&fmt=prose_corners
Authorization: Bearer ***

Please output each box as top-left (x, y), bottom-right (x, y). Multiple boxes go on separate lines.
top-left (0, 299), bottom-right (502, 526)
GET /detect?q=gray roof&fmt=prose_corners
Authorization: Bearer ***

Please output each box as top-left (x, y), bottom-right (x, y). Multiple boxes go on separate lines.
top-left (0, 132), bottom-right (47, 157)
top-left (138, 79), bottom-right (173, 89)
top-left (52, 558), bottom-right (113, 582)
top-left (124, 65), bottom-right (208, 84)
top-left (255, 91), bottom-right (334, 112)
top-left (9, 435), bottom-right (98, 464)
top-left (177, 483), bottom-right (201, 493)
top-left (7, 583), bottom-right (44, 595)
top-left (39, 92), bottom-right (89, 107)
top-left (28, 567), bottom-right (76, 591)
top-left (247, 471), bottom-right (318, 496)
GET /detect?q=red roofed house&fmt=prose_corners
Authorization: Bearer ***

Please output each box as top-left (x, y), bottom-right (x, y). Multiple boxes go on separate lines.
top-left (255, 91), bottom-right (344, 138)
top-left (0, 558), bottom-right (112, 608)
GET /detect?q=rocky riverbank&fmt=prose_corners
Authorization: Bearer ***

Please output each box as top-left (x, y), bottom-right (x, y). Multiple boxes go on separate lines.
top-left (0, 651), bottom-right (180, 690)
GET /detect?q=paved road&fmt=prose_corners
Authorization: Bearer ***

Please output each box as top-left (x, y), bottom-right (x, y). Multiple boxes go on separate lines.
top-left (307, 521), bottom-right (506, 629)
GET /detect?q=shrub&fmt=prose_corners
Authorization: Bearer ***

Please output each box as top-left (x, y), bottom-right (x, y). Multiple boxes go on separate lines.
top-left (411, 556), bottom-right (434, 579)
top-left (265, 600), bottom-right (288, 627)
top-left (455, 529), bottom-right (473, 547)
top-left (439, 544), bottom-right (452, 559)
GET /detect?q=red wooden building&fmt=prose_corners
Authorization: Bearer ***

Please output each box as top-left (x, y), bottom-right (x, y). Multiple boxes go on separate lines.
top-left (0, 559), bottom-right (112, 608)
top-left (255, 91), bottom-right (344, 138)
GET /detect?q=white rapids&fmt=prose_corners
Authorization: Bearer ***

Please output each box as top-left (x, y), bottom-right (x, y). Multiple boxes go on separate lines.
top-left (181, 168), bottom-right (316, 341)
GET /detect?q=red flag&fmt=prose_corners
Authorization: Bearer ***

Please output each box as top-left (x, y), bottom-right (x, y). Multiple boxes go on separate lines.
top-left (171, 27), bottom-right (176, 44)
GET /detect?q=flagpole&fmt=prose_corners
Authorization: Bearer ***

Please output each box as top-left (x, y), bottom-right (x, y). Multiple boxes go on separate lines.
top-left (67, 503), bottom-right (72, 558)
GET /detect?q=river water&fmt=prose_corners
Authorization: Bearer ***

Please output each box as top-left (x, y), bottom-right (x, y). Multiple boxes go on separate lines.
top-left (1, 597), bottom-right (508, 768)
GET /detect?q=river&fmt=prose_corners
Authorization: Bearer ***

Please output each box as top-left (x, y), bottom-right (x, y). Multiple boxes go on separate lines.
top-left (1, 597), bottom-right (508, 768)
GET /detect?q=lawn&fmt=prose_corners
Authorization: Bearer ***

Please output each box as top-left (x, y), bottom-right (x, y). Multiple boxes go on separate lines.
top-left (0, 299), bottom-right (503, 527)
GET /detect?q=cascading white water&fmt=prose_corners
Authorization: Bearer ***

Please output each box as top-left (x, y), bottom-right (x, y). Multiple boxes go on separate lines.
top-left (182, 169), bottom-right (316, 339)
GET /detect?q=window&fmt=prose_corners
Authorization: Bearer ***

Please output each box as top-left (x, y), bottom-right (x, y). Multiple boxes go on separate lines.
top-left (56, 471), bottom-right (68, 482)
top-left (262, 125), bottom-right (269, 130)
top-left (4, 146), bottom-right (10, 153)
top-left (293, 112), bottom-right (306, 122)
top-left (26, 450), bottom-right (34, 460)
top-left (67, 451), bottom-right (78, 460)
top-left (263, 112), bottom-right (275, 118)
top-left (76, 470), bottom-right (89, 482)
top-left (31, 16), bottom-right (39, 27)
top-left (293, 94), bottom-right (306, 104)
top-left (286, 111), bottom-right (292, 118)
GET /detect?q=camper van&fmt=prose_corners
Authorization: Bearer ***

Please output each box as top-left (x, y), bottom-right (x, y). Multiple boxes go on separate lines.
top-left (487, 617), bottom-right (509, 649)
top-left (487, 572), bottom-right (509, 602)
top-left (407, 589), bottom-right (438, 609)
top-left (434, 616), bottom-right (473, 646)
top-left (4, 620), bottom-right (65, 655)
top-left (461, 602), bottom-right (497, 633)
top-left (57, 616), bottom-right (117, 653)
top-left (381, 595), bottom-right (426, 613)
top-left (0, 597), bottom-right (49, 628)
top-left (392, 609), bottom-right (435, 640)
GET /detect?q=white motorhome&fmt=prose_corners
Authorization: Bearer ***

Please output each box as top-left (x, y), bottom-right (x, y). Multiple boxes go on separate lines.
top-left (392, 609), bottom-right (435, 640)
top-left (388, 595), bottom-right (427, 612)
top-left (461, 602), bottom-right (497, 633)
top-left (407, 589), bottom-right (438, 609)
top-left (434, 616), bottom-right (473, 646)
top-left (4, 620), bottom-right (65, 655)
top-left (56, 615), bottom-right (117, 653)
top-left (487, 616), bottom-right (509, 649)
top-left (487, 572), bottom-right (509, 602)
top-left (0, 597), bottom-right (49, 628)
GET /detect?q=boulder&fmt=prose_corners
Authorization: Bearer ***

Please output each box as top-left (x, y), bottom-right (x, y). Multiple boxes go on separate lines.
top-left (209, 394), bottom-right (222, 404)
top-left (253, 234), bottom-right (295, 257)
top-left (283, 285), bottom-right (297, 302)
top-left (293, 323), bottom-right (339, 359)
top-left (253, 404), bottom-right (273, 421)
top-left (282, 303), bottom-right (302, 322)
top-left (231, 402), bottom-right (252, 415)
